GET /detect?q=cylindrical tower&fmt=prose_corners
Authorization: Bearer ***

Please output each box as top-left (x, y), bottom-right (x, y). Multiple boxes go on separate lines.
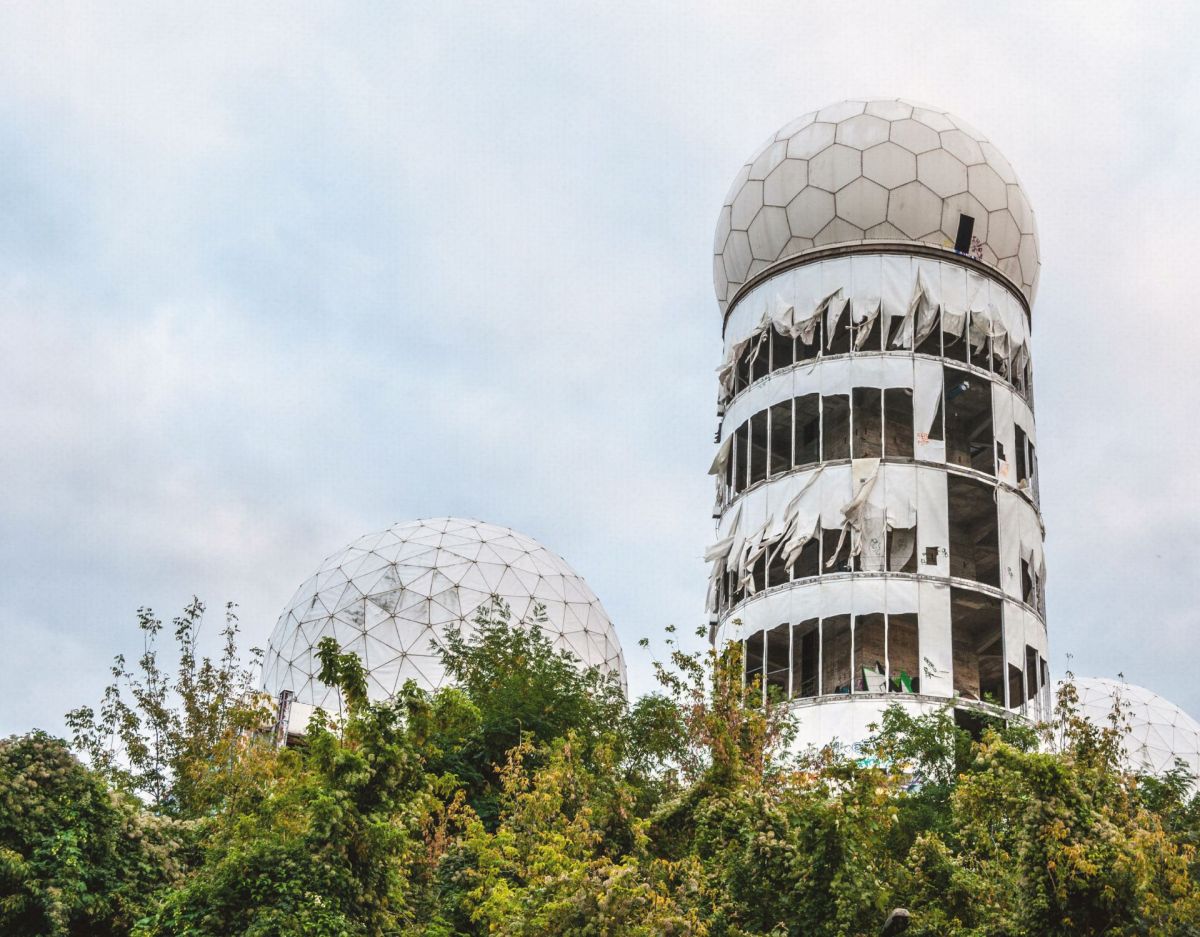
top-left (706, 99), bottom-right (1048, 748)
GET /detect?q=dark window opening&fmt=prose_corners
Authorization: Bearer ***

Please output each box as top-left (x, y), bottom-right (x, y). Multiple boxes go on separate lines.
top-left (822, 394), bottom-right (850, 461)
top-left (797, 319), bottom-right (822, 362)
top-left (791, 618), bottom-right (820, 699)
top-left (854, 310), bottom-right (883, 352)
top-left (750, 552), bottom-right (767, 596)
top-left (887, 312), bottom-right (912, 351)
top-left (888, 613), bottom-right (920, 693)
top-left (854, 613), bottom-right (887, 692)
top-left (950, 587), bottom-right (1004, 705)
top-left (770, 328), bottom-right (794, 373)
top-left (727, 569), bottom-right (744, 609)
top-left (923, 545), bottom-right (940, 566)
top-left (734, 422), bottom-right (748, 494)
top-left (969, 332), bottom-right (991, 372)
top-left (794, 394), bottom-right (821, 466)
top-left (750, 335), bottom-right (770, 383)
top-left (887, 525), bottom-right (918, 573)
top-left (822, 526), bottom-right (851, 573)
top-left (791, 535), bottom-right (820, 580)
top-left (1025, 645), bottom-right (1040, 699)
top-left (884, 387), bottom-right (915, 459)
top-left (766, 541), bottom-right (789, 590)
top-left (744, 629), bottom-right (764, 694)
top-left (852, 386), bottom-right (883, 459)
top-left (769, 401), bottom-right (791, 476)
top-left (1015, 425), bottom-right (1028, 488)
top-left (915, 316), bottom-right (942, 356)
top-left (735, 343), bottom-right (752, 394)
top-left (944, 366), bottom-right (994, 474)
top-left (765, 623), bottom-right (791, 700)
top-left (822, 615), bottom-right (852, 695)
top-left (1008, 663), bottom-right (1026, 708)
top-left (827, 309), bottom-right (852, 355)
top-left (1020, 557), bottom-right (1037, 606)
top-left (947, 474), bottom-right (1000, 588)
top-left (749, 410), bottom-right (768, 486)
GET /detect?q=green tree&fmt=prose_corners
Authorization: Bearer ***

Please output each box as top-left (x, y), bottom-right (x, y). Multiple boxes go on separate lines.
top-left (65, 599), bottom-right (272, 818)
top-left (0, 732), bottom-right (182, 937)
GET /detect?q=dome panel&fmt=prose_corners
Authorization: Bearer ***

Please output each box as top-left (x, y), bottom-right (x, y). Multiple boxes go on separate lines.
top-left (263, 518), bottom-right (627, 708)
top-left (1065, 678), bottom-right (1200, 782)
top-left (714, 99), bottom-right (1040, 313)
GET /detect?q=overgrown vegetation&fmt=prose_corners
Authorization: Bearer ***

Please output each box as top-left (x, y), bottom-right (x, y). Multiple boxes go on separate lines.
top-left (2, 597), bottom-right (1198, 936)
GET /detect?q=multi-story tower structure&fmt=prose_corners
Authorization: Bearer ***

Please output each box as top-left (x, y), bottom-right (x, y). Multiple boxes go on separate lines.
top-left (707, 99), bottom-right (1049, 747)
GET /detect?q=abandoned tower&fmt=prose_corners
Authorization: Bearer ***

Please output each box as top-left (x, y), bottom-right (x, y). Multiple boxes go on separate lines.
top-left (706, 99), bottom-right (1048, 748)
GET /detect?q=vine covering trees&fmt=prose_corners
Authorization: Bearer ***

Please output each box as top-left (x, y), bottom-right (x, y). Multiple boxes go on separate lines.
top-left (1, 597), bottom-right (1198, 936)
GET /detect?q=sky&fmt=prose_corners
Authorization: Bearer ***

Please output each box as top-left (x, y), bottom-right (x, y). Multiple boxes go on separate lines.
top-left (2, 0), bottom-right (1199, 738)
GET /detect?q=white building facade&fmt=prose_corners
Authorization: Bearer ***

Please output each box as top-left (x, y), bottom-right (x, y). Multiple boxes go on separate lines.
top-left (707, 100), bottom-right (1050, 748)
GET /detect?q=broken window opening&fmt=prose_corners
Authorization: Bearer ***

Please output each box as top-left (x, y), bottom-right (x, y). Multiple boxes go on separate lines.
top-left (915, 316), bottom-right (942, 356)
top-left (947, 474), bottom-right (1000, 588)
top-left (887, 613), bottom-right (920, 693)
top-left (791, 618), bottom-right (820, 699)
top-left (765, 622), bottom-right (791, 701)
top-left (827, 309), bottom-right (852, 356)
top-left (944, 365), bottom-right (995, 474)
top-left (1020, 557), bottom-right (1037, 606)
top-left (822, 526), bottom-right (852, 573)
top-left (852, 386), bottom-right (884, 460)
top-left (797, 318), bottom-right (822, 362)
top-left (794, 394), bottom-right (821, 467)
top-left (1025, 645), bottom-right (1040, 700)
top-left (749, 552), bottom-right (767, 596)
top-left (822, 394), bottom-right (851, 461)
top-left (769, 401), bottom-right (791, 477)
top-left (744, 629), bottom-right (765, 695)
top-left (854, 613), bottom-right (887, 692)
top-left (884, 387), bottom-right (915, 459)
top-left (733, 422), bottom-right (748, 494)
top-left (854, 311), bottom-right (883, 352)
top-left (766, 540), bottom-right (789, 590)
top-left (791, 535), bottom-right (820, 580)
top-left (749, 410), bottom-right (768, 487)
top-left (821, 614), bottom-right (852, 695)
top-left (750, 335), bottom-right (770, 383)
top-left (1008, 663), bottom-right (1025, 709)
top-left (950, 587), bottom-right (1005, 705)
top-left (970, 334), bottom-right (992, 372)
top-left (770, 328), bottom-right (794, 374)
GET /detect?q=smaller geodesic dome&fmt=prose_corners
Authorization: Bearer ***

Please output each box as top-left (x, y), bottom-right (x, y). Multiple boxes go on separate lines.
top-left (1066, 677), bottom-right (1200, 780)
top-left (262, 518), bottom-right (626, 710)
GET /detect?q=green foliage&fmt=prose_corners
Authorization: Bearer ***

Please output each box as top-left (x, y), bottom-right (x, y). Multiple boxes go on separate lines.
top-left (65, 599), bottom-right (272, 818)
top-left (0, 732), bottom-right (182, 937)
top-left (435, 596), bottom-right (631, 824)
top-left (10, 598), bottom-right (1199, 936)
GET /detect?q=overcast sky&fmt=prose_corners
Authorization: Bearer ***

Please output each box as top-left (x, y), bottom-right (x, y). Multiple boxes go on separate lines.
top-left (2, 1), bottom-right (1198, 738)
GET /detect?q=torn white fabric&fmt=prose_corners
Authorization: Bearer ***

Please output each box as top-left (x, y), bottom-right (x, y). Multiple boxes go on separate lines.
top-left (913, 358), bottom-right (945, 463)
top-left (991, 383), bottom-right (1015, 485)
top-left (708, 432), bottom-right (733, 477)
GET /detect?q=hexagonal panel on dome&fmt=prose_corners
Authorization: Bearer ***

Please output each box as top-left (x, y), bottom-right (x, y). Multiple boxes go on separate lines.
top-left (713, 98), bottom-right (1040, 315)
top-left (263, 518), bottom-right (627, 709)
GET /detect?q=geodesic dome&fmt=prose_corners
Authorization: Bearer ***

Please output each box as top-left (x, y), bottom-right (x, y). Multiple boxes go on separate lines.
top-left (262, 518), bottom-right (626, 709)
top-left (714, 99), bottom-right (1040, 314)
top-left (1066, 677), bottom-right (1200, 780)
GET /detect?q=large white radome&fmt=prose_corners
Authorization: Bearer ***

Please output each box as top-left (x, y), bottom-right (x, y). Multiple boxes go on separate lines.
top-left (714, 99), bottom-right (1040, 314)
top-left (262, 518), bottom-right (627, 708)
top-left (1066, 677), bottom-right (1200, 780)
